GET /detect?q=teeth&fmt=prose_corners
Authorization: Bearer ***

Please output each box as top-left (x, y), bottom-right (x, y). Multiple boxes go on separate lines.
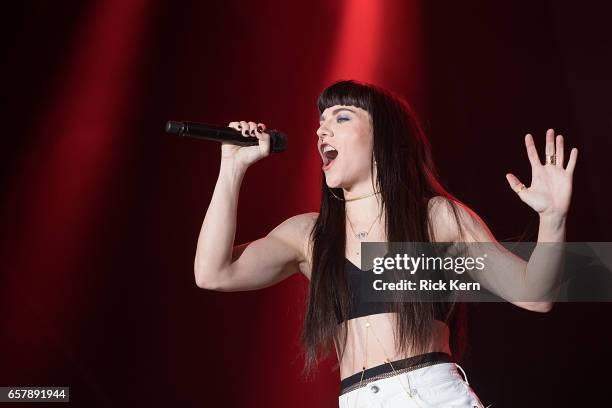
top-left (322, 145), bottom-right (337, 153)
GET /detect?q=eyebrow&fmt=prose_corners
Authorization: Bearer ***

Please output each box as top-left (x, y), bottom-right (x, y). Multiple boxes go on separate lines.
top-left (319, 108), bottom-right (356, 123)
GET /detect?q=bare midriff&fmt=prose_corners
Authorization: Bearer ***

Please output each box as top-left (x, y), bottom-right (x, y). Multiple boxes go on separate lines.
top-left (301, 213), bottom-right (453, 381)
top-left (335, 313), bottom-right (451, 381)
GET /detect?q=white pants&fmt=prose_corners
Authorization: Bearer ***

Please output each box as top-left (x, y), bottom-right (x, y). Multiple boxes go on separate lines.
top-left (338, 362), bottom-right (486, 408)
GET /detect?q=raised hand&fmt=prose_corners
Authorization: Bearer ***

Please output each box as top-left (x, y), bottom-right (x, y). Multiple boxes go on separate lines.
top-left (505, 129), bottom-right (578, 218)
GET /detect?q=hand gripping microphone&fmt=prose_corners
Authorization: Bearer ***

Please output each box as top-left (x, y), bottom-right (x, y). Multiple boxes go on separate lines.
top-left (165, 121), bottom-right (287, 153)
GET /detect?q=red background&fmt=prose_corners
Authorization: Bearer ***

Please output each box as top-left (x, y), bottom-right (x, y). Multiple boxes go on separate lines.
top-left (2, 1), bottom-right (612, 407)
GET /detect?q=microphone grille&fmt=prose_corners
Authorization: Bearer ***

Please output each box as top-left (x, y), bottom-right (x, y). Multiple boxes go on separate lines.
top-left (269, 130), bottom-right (288, 153)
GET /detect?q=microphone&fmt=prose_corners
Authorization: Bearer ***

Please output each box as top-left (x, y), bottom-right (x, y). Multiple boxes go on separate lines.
top-left (165, 121), bottom-right (287, 153)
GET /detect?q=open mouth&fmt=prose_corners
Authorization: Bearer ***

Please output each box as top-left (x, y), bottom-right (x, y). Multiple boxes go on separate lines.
top-left (321, 143), bottom-right (339, 170)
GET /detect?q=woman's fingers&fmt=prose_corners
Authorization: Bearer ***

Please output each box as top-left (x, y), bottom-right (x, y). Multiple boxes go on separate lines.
top-left (566, 147), bottom-right (578, 175)
top-left (505, 173), bottom-right (527, 194)
top-left (525, 133), bottom-right (542, 168)
top-left (246, 121), bottom-right (258, 136)
top-left (229, 120), bottom-right (267, 137)
top-left (555, 134), bottom-right (564, 168)
top-left (239, 121), bottom-right (250, 136)
top-left (545, 128), bottom-right (555, 160)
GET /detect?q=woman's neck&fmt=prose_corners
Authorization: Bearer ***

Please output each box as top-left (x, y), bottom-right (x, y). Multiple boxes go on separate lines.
top-left (344, 190), bottom-right (384, 225)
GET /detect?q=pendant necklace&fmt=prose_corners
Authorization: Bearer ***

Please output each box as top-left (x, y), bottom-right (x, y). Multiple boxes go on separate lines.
top-left (346, 212), bottom-right (381, 255)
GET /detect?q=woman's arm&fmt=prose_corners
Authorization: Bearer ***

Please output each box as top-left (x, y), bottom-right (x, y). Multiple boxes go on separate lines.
top-left (194, 155), bottom-right (317, 291)
top-left (194, 158), bottom-right (245, 288)
top-left (196, 211), bottom-right (316, 292)
top-left (194, 119), bottom-right (316, 291)
top-left (431, 129), bottom-right (578, 312)
top-left (431, 198), bottom-right (561, 312)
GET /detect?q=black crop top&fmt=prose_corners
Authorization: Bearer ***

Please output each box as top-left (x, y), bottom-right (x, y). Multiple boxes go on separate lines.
top-left (334, 258), bottom-right (449, 324)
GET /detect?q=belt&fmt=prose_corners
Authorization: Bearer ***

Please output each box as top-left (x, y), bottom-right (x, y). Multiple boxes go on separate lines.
top-left (339, 351), bottom-right (452, 396)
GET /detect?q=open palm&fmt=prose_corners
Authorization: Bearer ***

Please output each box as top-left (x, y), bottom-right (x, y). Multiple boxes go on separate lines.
top-left (506, 129), bottom-right (578, 217)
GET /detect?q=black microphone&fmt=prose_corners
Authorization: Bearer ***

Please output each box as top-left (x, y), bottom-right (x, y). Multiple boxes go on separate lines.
top-left (165, 121), bottom-right (287, 153)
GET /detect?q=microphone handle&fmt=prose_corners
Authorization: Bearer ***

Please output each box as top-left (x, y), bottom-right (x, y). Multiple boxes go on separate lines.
top-left (166, 121), bottom-right (287, 153)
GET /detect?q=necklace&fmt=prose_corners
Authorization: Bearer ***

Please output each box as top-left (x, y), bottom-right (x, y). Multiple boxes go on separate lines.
top-left (346, 212), bottom-right (381, 241)
top-left (329, 189), bottom-right (380, 202)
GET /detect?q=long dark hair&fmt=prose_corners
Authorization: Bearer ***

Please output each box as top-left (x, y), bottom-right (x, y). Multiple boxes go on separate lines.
top-left (300, 80), bottom-right (470, 376)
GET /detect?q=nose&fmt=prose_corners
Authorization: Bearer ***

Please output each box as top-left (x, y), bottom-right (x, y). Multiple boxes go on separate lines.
top-left (316, 125), bottom-right (331, 140)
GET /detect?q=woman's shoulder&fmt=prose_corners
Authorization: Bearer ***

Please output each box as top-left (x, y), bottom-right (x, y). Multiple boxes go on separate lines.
top-left (427, 195), bottom-right (493, 243)
top-left (282, 212), bottom-right (318, 231)
top-left (427, 195), bottom-right (463, 242)
top-left (271, 212), bottom-right (318, 262)
top-left (276, 212), bottom-right (318, 279)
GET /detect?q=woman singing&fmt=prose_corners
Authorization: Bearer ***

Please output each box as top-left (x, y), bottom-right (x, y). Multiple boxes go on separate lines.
top-left (194, 80), bottom-right (577, 407)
